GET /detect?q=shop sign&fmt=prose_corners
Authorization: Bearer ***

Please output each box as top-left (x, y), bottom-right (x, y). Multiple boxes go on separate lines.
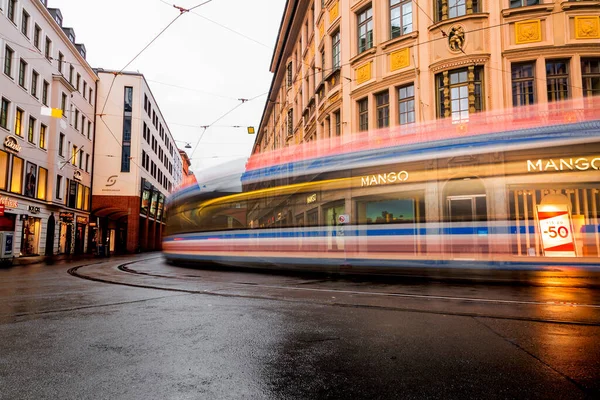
top-left (28, 205), bottom-right (41, 214)
top-left (3, 135), bottom-right (22, 153)
top-left (360, 171), bottom-right (409, 187)
top-left (536, 204), bottom-right (576, 257)
top-left (59, 212), bottom-right (74, 222)
top-left (0, 204), bottom-right (4, 216)
top-left (76, 216), bottom-right (88, 224)
top-left (306, 193), bottom-right (317, 204)
top-left (73, 170), bottom-right (82, 181)
top-left (527, 157), bottom-right (600, 172)
top-left (0, 196), bottom-right (18, 208)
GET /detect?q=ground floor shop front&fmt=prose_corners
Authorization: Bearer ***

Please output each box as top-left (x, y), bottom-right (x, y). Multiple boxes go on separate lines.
top-left (0, 195), bottom-right (92, 261)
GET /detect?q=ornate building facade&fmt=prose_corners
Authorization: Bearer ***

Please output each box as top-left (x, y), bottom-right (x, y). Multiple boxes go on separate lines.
top-left (253, 0), bottom-right (600, 154)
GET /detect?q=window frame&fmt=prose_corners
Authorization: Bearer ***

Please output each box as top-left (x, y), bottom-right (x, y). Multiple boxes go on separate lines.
top-left (0, 98), bottom-right (10, 130)
top-left (398, 83), bottom-right (416, 125)
top-left (375, 91), bottom-right (390, 128)
top-left (4, 46), bottom-right (14, 77)
top-left (332, 30), bottom-right (341, 69)
top-left (511, 61), bottom-right (536, 106)
top-left (581, 58), bottom-right (600, 98)
top-left (390, 0), bottom-right (413, 39)
top-left (357, 6), bottom-right (374, 54)
top-left (546, 59), bottom-right (570, 102)
top-left (358, 98), bottom-right (369, 131)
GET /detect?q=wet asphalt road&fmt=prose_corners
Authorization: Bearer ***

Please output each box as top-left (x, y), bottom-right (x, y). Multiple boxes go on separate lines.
top-left (1, 254), bottom-right (599, 399)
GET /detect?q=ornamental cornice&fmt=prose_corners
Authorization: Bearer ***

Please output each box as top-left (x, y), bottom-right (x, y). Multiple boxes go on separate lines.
top-left (427, 13), bottom-right (490, 33)
top-left (501, 4), bottom-right (554, 19)
top-left (429, 54), bottom-right (490, 73)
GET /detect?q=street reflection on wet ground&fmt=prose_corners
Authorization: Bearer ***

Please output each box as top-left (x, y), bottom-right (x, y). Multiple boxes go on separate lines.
top-left (0, 254), bottom-right (599, 399)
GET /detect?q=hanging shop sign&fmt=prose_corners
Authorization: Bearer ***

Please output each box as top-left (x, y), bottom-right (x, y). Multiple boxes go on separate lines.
top-left (59, 212), bottom-right (74, 222)
top-left (27, 206), bottom-right (41, 214)
top-left (306, 193), bottom-right (318, 204)
top-left (3, 135), bottom-right (22, 153)
top-left (527, 157), bottom-right (600, 172)
top-left (536, 204), bottom-right (576, 257)
top-left (360, 171), bottom-right (409, 187)
top-left (0, 196), bottom-right (18, 208)
top-left (76, 216), bottom-right (88, 224)
top-left (73, 170), bottom-right (82, 181)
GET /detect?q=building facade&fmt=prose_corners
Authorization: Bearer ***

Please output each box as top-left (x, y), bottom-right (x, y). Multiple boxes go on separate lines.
top-left (1, 0), bottom-right (97, 258)
top-left (248, 0), bottom-right (600, 262)
top-left (92, 70), bottom-right (183, 254)
top-left (253, 0), bottom-right (600, 152)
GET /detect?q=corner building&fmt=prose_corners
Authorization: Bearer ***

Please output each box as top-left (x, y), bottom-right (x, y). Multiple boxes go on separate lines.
top-left (251, 0), bottom-right (600, 261)
top-left (1, 0), bottom-right (97, 258)
top-left (93, 70), bottom-right (183, 254)
top-left (255, 0), bottom-right (599, 149)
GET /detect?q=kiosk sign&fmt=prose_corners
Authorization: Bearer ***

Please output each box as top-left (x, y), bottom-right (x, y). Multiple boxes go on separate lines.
top-left (537, 204), bottom-right (576, 257)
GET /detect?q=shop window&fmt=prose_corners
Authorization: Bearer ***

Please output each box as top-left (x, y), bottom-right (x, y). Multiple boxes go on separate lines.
top-left (10, 156), bottom-right (23, 194)
top-left (436, 66), bottom-right (483, 121)
top-left (37, 167), bottom-right (47, 200)
top-left (67, 179), bottom-right (77, 208)
top-left (21, 217), bottom-right (41, 256)
top-left (546, 59), bottom-right (570, 102)
top-left (0, 150), bottom-right (8, 190)
top-left (24, 161), bottom-right (37, 198)
top-left (84, 186), bottom-right (90, 211)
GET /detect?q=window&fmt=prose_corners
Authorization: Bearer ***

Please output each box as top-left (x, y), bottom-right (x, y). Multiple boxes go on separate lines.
top-left (31, 70), bottom-right (39, 98)
top-left (61, 93), bottom-right (67, 115)
top-left (85, 154), bottom-right (89, 172)
top-left (0, 150), bottom-right (8, 190)
top-left (287, 62), bottom-right (293, 88)
top-left (121, 87), bottom-right (133, 172)
top-left (83, 82), bottom-right (87, 99)
top-left (39, 124), bottom-right (46, 149)
top-left (42, 81), bottom-right (49, 106)
top-left (21, 10), bottom-right (30, 37)
top-left (4, 46), bottom-right (14, 77)
top-left (582, 58), bottom-right (600, 98)
top-left (7, 0), bottom-right (16, 22)
top-left (78, 151), bottom-right (83, 169)
top-left (89, 88), bottom-right (93, 104)
top-left (28, 116), bottom-right (36, 143)
top-left (25, 162), bottom-right (38, 198)
top-left (546, 59), bottom-right (570, 102)
top-left (436, 0), bottom-right (479, 21)
top-left (33, 25), bottom-right (42, 49)
top-left (59, 133), bottom-right (65, 157)
top-left (37, 167), bottom-right (47, 200)
top-left (390, 0), bottom-right (412, 39)
top-left (69, 65), bottom-right (74, 84)
top-left (436, 67), bottom-right (483, 121)
top-left (87, 121), bottom-right (91, 139)
top-left (10, 156), bottom-right (23, 194)
top-left (0, 98), bottom-right (9, 130)
top-left (15, 108), bottom-right (23, 136)
top-left (332, 31), bottom-right (341, 69)
top-left (358, 98), bottom-right (369, 131)
top-left (76, 73), bottom-right (81, 91)
top-left (58, 52), bottom-right (64, 73)
top-left (74, 109), bottom-right (79, 130)
top-left (81, 116), bottom-right (86, 136)
top-left (376, 92), bottom-right (389, 128)
top-left (56, 175), bottom-right (63, 199)
top-left (334, 110), bottom-right (341, 136)
top-left (511, 62), bottom-right (535, 106)
top-left (72, 146), bottom-right (78, 166)
top-left (398, 84), bottom-right (415, 125)
top-left (18, 59), bottom-right (27, 88)
top-left (358, 7), bottom-right (374, 53)
top-left (510, 0), bottom-right (539, 8)
top-left (45, 37), bottom-right (52, 60)
top-left (287, 108), bottom-right (293, 136)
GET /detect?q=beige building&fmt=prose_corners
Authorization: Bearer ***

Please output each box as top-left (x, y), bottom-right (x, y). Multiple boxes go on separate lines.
top-left (253, 0), bottom-right (600, 153)
top-left (1, 0), bottom-right (97, 258)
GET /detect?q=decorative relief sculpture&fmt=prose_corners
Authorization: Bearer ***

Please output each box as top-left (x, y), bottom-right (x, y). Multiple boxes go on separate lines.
top-left (575, 16), bottom-right (600, 39)
top-left (390, 48), bottom-right (409, 72)
top-left (515, 20), bottom-right (542, 44)
top-left (448, 26), bottom-right (465, 52)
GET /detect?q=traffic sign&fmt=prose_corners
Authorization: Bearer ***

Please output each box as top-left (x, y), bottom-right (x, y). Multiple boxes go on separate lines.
top-left (338, 214), bottom-right (350, 224)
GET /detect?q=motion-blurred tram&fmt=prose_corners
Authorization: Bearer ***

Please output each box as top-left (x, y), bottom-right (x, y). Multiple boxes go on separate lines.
top-left (163, 99), bottom-right (600, 273)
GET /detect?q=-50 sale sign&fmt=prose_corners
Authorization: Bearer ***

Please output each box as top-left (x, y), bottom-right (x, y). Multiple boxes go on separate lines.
top-left (536, 204), bottom-right (576, 257)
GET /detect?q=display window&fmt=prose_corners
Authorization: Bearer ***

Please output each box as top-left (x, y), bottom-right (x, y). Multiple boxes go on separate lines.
top-left (21, 217), bottom-right (41, 256)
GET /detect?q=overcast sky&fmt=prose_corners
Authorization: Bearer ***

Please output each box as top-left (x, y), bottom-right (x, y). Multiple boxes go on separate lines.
top-left (48, 0), bottom-right (285, 173)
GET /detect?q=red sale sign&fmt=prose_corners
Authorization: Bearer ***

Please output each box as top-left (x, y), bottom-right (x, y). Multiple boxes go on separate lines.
top-left (537, 204), bottom-right (576, 257)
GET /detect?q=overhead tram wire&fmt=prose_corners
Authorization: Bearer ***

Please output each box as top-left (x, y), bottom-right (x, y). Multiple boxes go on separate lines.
top-left (189, 92), bottom-right (268, 160)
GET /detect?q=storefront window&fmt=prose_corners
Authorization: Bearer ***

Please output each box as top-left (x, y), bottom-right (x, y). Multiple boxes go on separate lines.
top-left (37, 167), bottom-right (47, 200)
top-left (323, 203), bottom-right (345, 226)
top-left (10, 156), bottom-right (23, 194)
top-left (0, 150), bottom-right (8, 190)
top-left (21, 217), bottom-right (41, 256)
top-left (356, 198), bottom-right (418, 224)
top-left (83, 186), bottom-right (90, 211)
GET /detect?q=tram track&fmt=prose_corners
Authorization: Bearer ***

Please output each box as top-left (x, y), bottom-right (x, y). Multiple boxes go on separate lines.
top-left (67, 259), bottom-right (600, 327)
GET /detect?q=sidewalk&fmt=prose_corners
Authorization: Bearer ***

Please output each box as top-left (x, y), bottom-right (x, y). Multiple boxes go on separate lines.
top-left (4, 253), bottom-right (113, 267)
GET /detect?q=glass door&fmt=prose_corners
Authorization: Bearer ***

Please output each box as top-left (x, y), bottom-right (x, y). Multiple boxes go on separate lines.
top-left (447, 195), bottom-right (488, 258)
